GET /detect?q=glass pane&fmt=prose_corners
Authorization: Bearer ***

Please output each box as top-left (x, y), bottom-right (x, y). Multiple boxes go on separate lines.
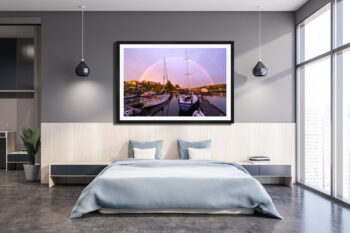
top-left (304, 57), bottom-right (331, 192)
top-left (335, 0), bottom-right (350, 47)
top-left (341, 49), bottom-right (350, 201)
top-left (297, 4), bottom-right (331, 63)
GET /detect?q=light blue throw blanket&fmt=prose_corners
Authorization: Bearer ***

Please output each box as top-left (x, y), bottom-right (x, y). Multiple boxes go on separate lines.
top-left (71, 159), bottom-right (282, 219)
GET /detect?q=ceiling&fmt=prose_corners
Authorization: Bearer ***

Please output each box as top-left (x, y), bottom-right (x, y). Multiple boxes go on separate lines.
top-left (0, 0), bottom-right (309, 11)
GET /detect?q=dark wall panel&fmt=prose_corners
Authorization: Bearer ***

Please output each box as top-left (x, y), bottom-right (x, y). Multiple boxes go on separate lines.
top-left (16, 38), bottom-right (35, 90)
top-left (0, 38), bottom-right (17, 90)
top-left (0, 38), bottom-right (34, 90)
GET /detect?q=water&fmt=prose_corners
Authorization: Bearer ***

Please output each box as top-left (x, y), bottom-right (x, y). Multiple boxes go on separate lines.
top-left (125, 94), bottom-right (226, 117)
top-left (203, 95), bottom-right (226, 114)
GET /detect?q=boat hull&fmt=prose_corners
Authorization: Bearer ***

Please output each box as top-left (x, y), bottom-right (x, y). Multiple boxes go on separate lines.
top-left (179, 102), bottom-right (193, 112)
top-left (142, 94), bottom-right (170, 108)
top-left (178, 95), bottom-right (198, 112)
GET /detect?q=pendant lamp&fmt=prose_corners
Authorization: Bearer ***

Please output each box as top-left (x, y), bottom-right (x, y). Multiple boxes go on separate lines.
top-left (75, 5), bottom-right (90, 77)
top-left (252, 5), bottom-right (268, 77)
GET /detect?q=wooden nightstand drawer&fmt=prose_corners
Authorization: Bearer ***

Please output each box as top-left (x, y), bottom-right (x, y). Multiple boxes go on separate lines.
top-left (51, 164), bottom-right (107, 176)
top-left (241, 165), bottom-right (260, 176)
top-left (7, 153), bottom-right (30, 162)
top-left (49, 163), bottom-right (110, 187)
top-left (260, 165), bottom-right (291, 176)
top-left (239, 163), bottom-right (292, 187)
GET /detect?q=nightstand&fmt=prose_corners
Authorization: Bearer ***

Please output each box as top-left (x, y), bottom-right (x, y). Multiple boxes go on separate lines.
top-left (7, 151), bottom-right (30, 170)
top-left (0, 131), bottom-right (15, 169)
top-left (49, 162), bottom-right (110, 187)
top-left (239, 162), bottom-right (292, 187)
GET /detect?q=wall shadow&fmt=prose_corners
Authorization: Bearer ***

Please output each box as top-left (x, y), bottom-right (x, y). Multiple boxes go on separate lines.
top-left (234, 68), bottom-right (293, 100)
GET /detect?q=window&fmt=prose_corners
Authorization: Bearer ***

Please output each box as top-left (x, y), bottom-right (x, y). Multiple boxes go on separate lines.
top-left (342, 49), bottom-right (350, 200)
top-left (303, 57), bottom-right (331, 192)
top-left (297, 4), bottom-right (331, 63)
top-left (297, 0), bottom-right (350, 205)
top-left (298, 56), bottom-right (331, 193)
top-left (335, 48), bottom-right (350, 201)
top-left (335, 0), bottom-right (350, 47)
top-left (297, 4), bottom-right (332, 193)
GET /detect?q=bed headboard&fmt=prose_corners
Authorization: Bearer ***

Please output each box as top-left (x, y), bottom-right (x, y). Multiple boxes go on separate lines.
top-left (41, 123), bottom-right (295, 184)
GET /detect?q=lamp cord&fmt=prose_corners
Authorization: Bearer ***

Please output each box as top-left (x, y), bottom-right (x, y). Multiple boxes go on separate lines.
top-left (258, 5), bottom-right (261, 61)
top-left (81, 6), bottom-right (84, 61)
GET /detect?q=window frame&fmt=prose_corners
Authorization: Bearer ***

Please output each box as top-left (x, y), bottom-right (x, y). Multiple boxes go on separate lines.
top-left (296, 0), bottom-right (350, 207)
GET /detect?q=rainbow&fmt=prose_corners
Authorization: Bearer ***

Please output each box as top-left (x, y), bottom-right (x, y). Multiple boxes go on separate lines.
top-left (138, 57), bottom-right (214, 87)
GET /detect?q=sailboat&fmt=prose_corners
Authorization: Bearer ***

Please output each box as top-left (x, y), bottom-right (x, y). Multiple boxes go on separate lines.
top-left (141, 57), bottom-right (170, 108)
top-left (178, 49), bottom-right (198, 112)
top-left (193, 108), bottom-right (205, 117)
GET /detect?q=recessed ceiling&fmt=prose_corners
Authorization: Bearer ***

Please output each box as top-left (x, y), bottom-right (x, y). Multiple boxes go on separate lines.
top-left (0, 0), bottom-right (309, 11)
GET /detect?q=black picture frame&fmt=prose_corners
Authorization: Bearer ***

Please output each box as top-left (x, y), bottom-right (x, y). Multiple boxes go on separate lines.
top-left (115, 41), bottom-right (234, 124)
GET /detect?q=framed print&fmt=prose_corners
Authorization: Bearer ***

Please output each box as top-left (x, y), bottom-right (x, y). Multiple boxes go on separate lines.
top-left (115, 41), bottom-right (234, 124)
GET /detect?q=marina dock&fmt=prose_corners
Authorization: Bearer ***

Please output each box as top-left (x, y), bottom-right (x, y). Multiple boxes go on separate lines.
top-left (199, 100), bottom-right (225, 116)
top-left (123, 93), bottom-right (226, 117)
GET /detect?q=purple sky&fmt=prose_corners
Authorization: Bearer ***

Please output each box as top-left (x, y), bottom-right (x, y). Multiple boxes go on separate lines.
top-left (124, 48), bottom-right (226, 88)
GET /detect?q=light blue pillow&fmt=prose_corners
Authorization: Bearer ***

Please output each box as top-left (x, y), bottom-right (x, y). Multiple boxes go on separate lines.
top-left (129, 140), bottom-right (163, 160)
top-left (177, 139), bottom-right (212, 160)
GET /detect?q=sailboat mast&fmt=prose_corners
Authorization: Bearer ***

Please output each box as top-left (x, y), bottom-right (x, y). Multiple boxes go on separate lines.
top-left (185, 48), bottom-right (190, 89)
top-left (162, 57), bottom-right (168, 87)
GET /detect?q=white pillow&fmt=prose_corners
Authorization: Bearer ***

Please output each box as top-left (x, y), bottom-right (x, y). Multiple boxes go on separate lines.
top-left (188, 147), bottom-right (212, 160)
top-left (133, 147), bottom-right (157, 159)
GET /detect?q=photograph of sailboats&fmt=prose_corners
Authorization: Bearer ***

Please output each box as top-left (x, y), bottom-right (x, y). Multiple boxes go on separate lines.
top-left (116, 41), bottom-right (234, 123)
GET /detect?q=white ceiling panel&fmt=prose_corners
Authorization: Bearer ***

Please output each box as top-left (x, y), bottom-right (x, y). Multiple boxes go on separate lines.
top-left (0, 0), bottom-right (308, 11)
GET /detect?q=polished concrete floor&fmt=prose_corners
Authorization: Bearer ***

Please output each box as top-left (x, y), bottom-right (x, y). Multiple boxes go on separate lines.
top-left (1, 170), bottom-right (350, 233)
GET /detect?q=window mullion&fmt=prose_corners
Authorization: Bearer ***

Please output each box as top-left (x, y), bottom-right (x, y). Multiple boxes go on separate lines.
top-left (334, 51), bottom-right (344, 198)
top-left (297, 67), bottom-right (306, 183)
top-left (331, 0), bottom-right (336, 198)
top-left (331, 53), bottom-right (337, 197)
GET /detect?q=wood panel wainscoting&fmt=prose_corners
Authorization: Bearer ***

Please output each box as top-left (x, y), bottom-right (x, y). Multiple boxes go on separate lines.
top-left (41, 123), bottom-right (296, 185)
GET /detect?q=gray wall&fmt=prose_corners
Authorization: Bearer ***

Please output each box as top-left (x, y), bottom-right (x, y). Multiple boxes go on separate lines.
top-left (1, 11), bottom-right (295, 123)
top-left (296, 0), bottom-right (330, 24)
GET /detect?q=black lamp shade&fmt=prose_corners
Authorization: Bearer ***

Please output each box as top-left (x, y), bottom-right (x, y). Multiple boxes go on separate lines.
top-left (75, 60), bottom-right (90, 77)
top-left (252, 60), bottom-right (268, 77)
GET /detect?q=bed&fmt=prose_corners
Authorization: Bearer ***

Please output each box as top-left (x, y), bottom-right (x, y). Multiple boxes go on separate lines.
top-left (70, 159), bottom-right (282, 219)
